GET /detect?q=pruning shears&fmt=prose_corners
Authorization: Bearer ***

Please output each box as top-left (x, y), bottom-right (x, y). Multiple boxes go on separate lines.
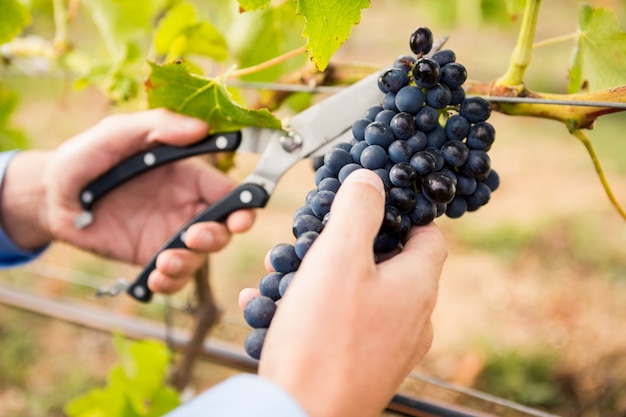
top-left (76, 70), bottom-right (384, 303)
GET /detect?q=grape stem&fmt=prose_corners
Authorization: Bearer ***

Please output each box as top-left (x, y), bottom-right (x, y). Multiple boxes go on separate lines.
top-left (532, 32), bottom-right (578, 49)
top-left (571, 130), bottom-right (626, 221)
top-left (495, 0), bottom-right (542, 90)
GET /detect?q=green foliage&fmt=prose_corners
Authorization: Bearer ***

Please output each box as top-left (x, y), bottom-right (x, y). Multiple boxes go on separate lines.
top-left (238, 0), bottom-right (271, 12)
top-left (0, 315), bottom-right (38, 387)
top-left (153, 1), bottom-right (228, 63)
top-left (568, 5), bottom-right (626, 93)
top-left (0, 85), bottom-right (28, 151)
top-left (296, 0), bottom-right (370, 70)
top-left (146, 61), bottom-right (282, 131)
top-left (474, 349), bottom-right (566, 408)
top-left (65, 335), bottom-right (179, 417)
top-left (0, 0), bottom-right (31, 44)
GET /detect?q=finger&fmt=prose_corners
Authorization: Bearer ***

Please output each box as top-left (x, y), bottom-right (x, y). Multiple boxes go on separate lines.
top-left (148, 270), bottom-right (190, 294)
top-left (226, 209), bottom-right (256, 234)
top-left (182, 222), bottom-right (232, 252)
top-left (238, 288), bottom-right (261, 310)
top-left (315, 169), bottom-right (386, 254)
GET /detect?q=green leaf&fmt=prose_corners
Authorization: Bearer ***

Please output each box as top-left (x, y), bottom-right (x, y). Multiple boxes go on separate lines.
top-left (568, 5), bottom-right (626, 93)
top-left (238, 0), bottom-right (271, 12)
top-left (0, 0), bottom-right (31, 44)
top-left (154, 1), bottom-right (228, 62)
top-left (146, 61), bottom-right (282, 132)
top-left (0, 85), bottom-right (28, 151)
top-left (296, 0), bottom-right (370, 71)
top-left (233, 1), bottom-right (306, 82)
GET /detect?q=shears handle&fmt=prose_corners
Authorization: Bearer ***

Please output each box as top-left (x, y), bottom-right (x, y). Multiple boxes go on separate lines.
top-left (80, 131), bottom-right (242, 211)
top-left (126, 182), bottom-right (271, 302)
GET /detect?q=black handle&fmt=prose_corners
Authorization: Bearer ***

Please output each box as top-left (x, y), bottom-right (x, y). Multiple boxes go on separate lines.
top-left (126, 182), bottom-right (271, 302)
top-left (80, 132), bottom-right (242, 211)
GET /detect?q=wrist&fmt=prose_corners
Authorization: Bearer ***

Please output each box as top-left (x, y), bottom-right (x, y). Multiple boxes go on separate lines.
top-left (0, 150), bottom-right (54, 251)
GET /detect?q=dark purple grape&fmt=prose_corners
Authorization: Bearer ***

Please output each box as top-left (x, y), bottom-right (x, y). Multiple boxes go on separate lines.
top-left (441, 140), bottom-right (469, 168)
top-left (244, 295), bottom-right (277, 328)
top-left (382, 205), bottom-right (403, 234)
top-left (456, 174), bottom-right (477, 196)
top-left (378, 68), bottom-right (410, 94)
top-left (444, 114), bottom-right (470, 141)
top-left (338, 163), bottom-right (362, 183)
top-left (349, 140), bottom-right (369, 163)
top-left (423, 147), bottom-right (445, 171)
top-left (446, 196), bottom-right (468, 218)
top-left (389, 162), bottom-right (417, 187)
top-left (460, 150), bottom-right (491, 178)
top-left (382, 92), bottom-right (399, 112)
top-left (484, 169), bottom-right (500, 191)
top-left (269, 243), bottom-right (301, 273)
top-left (393, 54), bottom-right (417, 73)
top-left (352, 118), bottom-right (371, 141)
top-left (323, 147), bottom-right (352, 175)
top-left (440, 63), bottom-right (467, 89)
top-left (409, 193), bottom-right (437, 225)
top-left (406, 131), bottom-right (428, 152)
top-left (374, 232), bottom-right (401, 253)
top-left (422, 172), bottom-right (456, 204)
top-left (259, 272), bottom-right (283, 301)
top-left (410, 150), bottom-right (436, 177)
top-left (314, 165), bottom-right (334, 185)
top-left (294, 230), bottom-right (319, 259)
top-left (244, 328), bottom-right (267, 360)
top-left (431, 49), bottom-right (456, 66)
top-left (364, 121), bottom-right (395, 148)
top-left (363, 105), bottom-right (383, 121)
top-left (292, 214), bottom-right (322, 237)
top-left (460, 96), bottom-right (492, 123)
top-left (467, 122), bottom-right (496, 150)
top-left (388, 140), bottom-right (413, 164)
top-left (449, 86), bottom-right (466, 106)
top-left (426, 125), bottom-right (447, 149)
top-left (390, 112), bottom-right (415, 140)
top-left (374, 109), bottom-right (397, 126)
top-left (414, 105), bottom-right (439, 132)
top-left (279, 271), bottom-right (296, 297)
top-left (311, 190), bottom-right (336, 218)
top-left (409, 26), bottom-right (433, 55)
top-left (466, 182), bottom-right (491, 211)
top-left (425, 83), bottom-right (451, 109)
top-left (389, 186), bottom-right (417, 213)
top-left (395, 85), bottom-right (424, 114)
top-left (360, 144), bottom-right (388, 169)
top-left (412, 57), bottom-right (441, 89)
top-left (318, 177), bottom-right (341, 193)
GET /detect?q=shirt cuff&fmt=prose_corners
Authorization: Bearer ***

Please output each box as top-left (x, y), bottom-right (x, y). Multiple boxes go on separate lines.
top-left (165, 374), bottom-right (309, 417)
top-left (0, 150), bottom-right (49, 267)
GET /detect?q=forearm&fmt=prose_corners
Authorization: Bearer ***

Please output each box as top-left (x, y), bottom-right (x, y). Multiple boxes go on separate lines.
top-left (0, 150), bottom-right (53, 251)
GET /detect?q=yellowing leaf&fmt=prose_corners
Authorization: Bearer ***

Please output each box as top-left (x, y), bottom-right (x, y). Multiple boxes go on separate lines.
top-left (296, 0), bottom-right (370, 70)
top-left (0, 0), bottom-right (31, 44)
top-left (154, 2), bottom-right (228, 62)
top-left (568, 5), bottom-right (626, 93)
top-left (146, 61), bottom-right (281, 132)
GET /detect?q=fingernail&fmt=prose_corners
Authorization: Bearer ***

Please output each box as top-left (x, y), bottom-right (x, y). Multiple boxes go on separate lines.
top-left (180, 115), bottom-right (208, 131)
top-left (344, 169), bottom-right (385, 198)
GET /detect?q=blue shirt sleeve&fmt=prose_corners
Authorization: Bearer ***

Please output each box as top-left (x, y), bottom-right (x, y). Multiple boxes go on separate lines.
top-left (165, 374), bottom-right (309, 417)
top-left (0, 150), bottom-right (49, 268)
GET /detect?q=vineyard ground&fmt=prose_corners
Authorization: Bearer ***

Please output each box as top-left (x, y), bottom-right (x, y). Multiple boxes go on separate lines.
top-left (1, 1), bottom-right (626, 416)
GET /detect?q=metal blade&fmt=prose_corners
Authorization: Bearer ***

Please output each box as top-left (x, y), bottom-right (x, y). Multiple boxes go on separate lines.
top-left (240, 70), bottom-right (384, 193)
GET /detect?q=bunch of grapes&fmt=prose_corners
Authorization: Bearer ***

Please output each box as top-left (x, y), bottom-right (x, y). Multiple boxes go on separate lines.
top-left (242, 26), bottom-right (499, 359)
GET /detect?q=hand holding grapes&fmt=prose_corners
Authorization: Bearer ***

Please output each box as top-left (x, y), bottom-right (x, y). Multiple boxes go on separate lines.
top-left (0, 109), bottom-right (255, 294)
top-left (239, 169), bottom-right (447, 417)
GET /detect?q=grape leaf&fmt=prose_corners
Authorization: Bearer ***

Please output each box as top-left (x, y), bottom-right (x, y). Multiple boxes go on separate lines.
top-left (0, 85), bottom-right (28, 151)
top-left (0, 0), bottom-right (31, 44)
top-left (568, 5), bottom-right (626, 93)
top-left (238, 0), bottom-right (271, 12)
top-left (295, 0), bottom-right (370, 71)
top-left (233, 1), bottom-right (306, 82)
top-left (146, 61), bottom-right (282, 131)
top-left (154, 1), bottom-right (228, 62)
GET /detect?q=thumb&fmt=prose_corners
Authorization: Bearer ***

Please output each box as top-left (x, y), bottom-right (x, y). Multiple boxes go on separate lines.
top-left (319, 169), bottom-right (386, 253)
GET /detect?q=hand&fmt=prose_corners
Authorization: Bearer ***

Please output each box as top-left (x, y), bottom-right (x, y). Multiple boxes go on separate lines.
top-left (1, 109), bottom-right (255, 294)
top-left (239, 169), bottom-right (447, 417)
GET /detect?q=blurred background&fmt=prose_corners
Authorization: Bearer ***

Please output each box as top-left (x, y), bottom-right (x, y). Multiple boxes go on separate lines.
top-left (1, 0), bottom-right (625, 416)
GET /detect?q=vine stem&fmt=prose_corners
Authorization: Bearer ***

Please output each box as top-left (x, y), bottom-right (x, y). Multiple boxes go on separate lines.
top-left (532, 32), bottom-right (578, 49)
top-left (52, 0), bottom-right (69, 50)
top-left (571, 129), bottom-right (626, 221)
top-left (496, 0), bottom-right (542, 89)
top-left (229, 46), bottom-right (307, 78)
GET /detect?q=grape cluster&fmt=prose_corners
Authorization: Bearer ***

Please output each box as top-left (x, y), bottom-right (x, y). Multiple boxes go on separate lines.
top-left (242, 26), bottom-right (499, 359)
